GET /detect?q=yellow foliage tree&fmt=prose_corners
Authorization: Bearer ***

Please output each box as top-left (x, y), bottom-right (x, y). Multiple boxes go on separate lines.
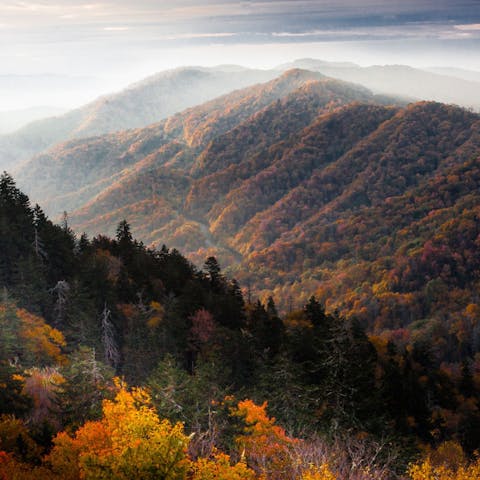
top-left (47, 381), bottom-right (191, 480)
top-left (408, 442), bottom-right (480, 480)
top-left (190, 451), bottom-right (258, 480)
top-left (301, 464), bottom-right (336, 480)
top-left (0, 303), bottom-right (66, 366)
top-left (17, 308), bottom-right (66, 365)
top-left (408, 458), bottom-right (480, 480)
top-left (146, 301), bottom-right (165, 329)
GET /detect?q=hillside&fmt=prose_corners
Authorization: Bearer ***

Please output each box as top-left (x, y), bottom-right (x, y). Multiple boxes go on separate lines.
top-left (4, 59), bottom-right (480, 174)
top-left (0, 66), bottom-right (277, 171)
top-left (2, 75), bottom-right (480, 480)
top-left (16, 69), bottom-right (383, 216)
top-left (2, 173), bottom-right (480, 478)
top-left (14, 70), bottom-right (480, 359)
top-left (281, 58), bottom-right (480, 111)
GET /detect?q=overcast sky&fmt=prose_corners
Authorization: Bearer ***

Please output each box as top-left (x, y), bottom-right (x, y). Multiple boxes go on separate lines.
top-left (2, 1), bottom-right (480, 109)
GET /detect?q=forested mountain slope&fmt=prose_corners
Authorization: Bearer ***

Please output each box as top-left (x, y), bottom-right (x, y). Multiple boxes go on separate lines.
top-left (234, 103), bottom-right (480, 357)
top-left (1, 174), bottom-right (480, 478)
top-left (4, 59), bottom-right (479, 175)
top-left (16, 69), bottom-right (386, 217)
top-left (13, 70), bottom-right (480, 353)
top-left (0, 66), bottom-right (277, 171)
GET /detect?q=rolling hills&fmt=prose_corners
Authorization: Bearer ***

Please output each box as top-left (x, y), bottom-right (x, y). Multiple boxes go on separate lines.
top-left (13, 69), bottom-right (480, 354)
top-left (16, 69), bottom-right (393, 219)
top-left (0, 66), bottom-right (278, 171)
top-left (282, 58), bottom-right (480, 111)
top-left (3, 59), bottom-right (480, 175)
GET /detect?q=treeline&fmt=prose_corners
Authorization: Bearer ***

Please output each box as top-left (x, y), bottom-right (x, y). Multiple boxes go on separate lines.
top-left (0, 172), bottom-right (479, 478)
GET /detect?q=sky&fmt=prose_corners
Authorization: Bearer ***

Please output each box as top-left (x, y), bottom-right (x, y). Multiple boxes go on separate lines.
top-left (1, 0), bottom-right (480, 109)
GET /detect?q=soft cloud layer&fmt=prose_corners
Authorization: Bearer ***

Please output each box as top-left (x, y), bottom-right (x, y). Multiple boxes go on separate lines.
top-left (1, 1), bottom-right (480, 108)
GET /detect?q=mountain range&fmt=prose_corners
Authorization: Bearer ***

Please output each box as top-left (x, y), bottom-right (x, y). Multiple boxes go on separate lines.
top-left (282, 59), bottom-right (480, 110)
top-left (0, 67), bottom-right (277, 171)
top-left (2, 57), bottom-right (480, 478)
top-left (3, 59), bottom-right (480, 173)
top-left (0, 106), bottom-right (67, 135)
top-left (15, 69), bottom-right (395, 230)
top-left (13, 66), bottom-right (480, 347)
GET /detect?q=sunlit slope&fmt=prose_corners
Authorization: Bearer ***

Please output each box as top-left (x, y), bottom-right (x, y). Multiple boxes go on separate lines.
top-left (0, 66), bottom-right (277, 171)
top-left (15, 69), bottom-right (480, 337)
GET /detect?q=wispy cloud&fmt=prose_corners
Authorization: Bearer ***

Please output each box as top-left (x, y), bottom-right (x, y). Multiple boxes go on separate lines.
top-left (1, 0), bottom-right (480, 82)
top-left (455, 23), bottom-right (480, 31)
top-left (161, 32), bottom-right (236, 40)
top-left (271, 22), bottom-right (480, 42)
top-left (103, 26), bottom-right (130, 31)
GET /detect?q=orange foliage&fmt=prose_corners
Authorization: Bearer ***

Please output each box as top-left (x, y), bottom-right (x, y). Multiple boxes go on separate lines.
top-left (17, 309), bottom-right (66, 365)
top-left (0, 304), bottom-right (65, 366)
top-left (146, 301), bottom-right (165, 329)
top-left (231, 399), bottom-right (297, 479)
top-left (0, 450), bottom-right (52, 480)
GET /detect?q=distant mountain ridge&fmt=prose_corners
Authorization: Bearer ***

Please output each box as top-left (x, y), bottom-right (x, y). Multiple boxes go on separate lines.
top-left (16, 69), bottom-right (393, 218)
top-left (2, 59), bottom-right (480, 174)
top-left (425, 66), bottom-right (480, 83)
top-left (0, 106), bottom-right (67, 134)
top-left (0, 66), bottom-right (278, 171)
top-left (281, 59), bottom-right (480, 111)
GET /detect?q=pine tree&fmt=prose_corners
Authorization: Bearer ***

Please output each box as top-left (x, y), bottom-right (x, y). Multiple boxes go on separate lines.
top-left (204, 256), bottom-right (225, 293)
top-left (57, 346), bottom-right (114, 427)
top-left (304, 296), bottom-right (326, 328)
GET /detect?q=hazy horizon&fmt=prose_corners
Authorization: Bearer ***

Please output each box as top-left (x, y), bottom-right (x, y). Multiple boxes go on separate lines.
top-left (2, 0), bottom-right (480, 111)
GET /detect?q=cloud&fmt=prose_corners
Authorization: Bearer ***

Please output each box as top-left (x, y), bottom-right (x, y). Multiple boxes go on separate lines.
top-left (103, 26), bottom-right (130, 31)
top-left (1, 0), bottom-right (480, 81)
top-left (161, 32), bottom-right (236, 40)
top-left (269, 22), bottom-right (480, 42)
top-left (455, 23), bottom-right (480, 31)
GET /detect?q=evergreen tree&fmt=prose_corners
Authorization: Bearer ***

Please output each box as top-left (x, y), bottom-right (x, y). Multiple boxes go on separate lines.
top-left (57, 346), bottom-right (114, 427)
top-left (116, 219), bottom-right (134, 264)
top-left (304, 295), bottom-right (326, 328)
top-left (204, 256), bottom-right (225, 293)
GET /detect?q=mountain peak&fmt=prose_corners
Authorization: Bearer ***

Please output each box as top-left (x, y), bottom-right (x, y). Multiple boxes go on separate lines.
top-left (278, 68), bottom-right (324, 82)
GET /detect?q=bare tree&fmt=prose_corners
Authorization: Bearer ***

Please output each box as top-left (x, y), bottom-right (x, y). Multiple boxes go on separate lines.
top-left (288, 435), bottom-right (401, 480)
top-left (50, 280), bottom-right (70, 328)
top-left (101, 303), bottom-right (120, 369)
top-left (32, 228), bottom-right (47, 260)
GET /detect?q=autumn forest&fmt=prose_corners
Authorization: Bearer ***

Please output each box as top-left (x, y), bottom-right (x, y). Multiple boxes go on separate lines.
top-left (0, 54), bottom-right (479, 480)
top-left (1, 148), bottom-right (480, 480)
